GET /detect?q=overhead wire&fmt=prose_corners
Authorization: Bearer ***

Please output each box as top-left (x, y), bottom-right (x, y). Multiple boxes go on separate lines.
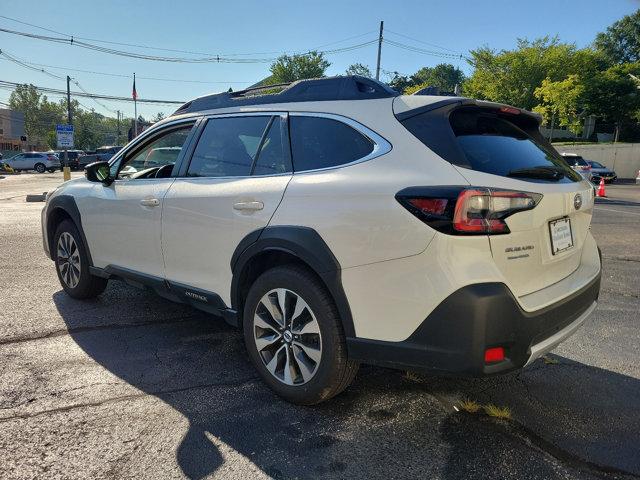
top-left (0, 25), bottom-right (377, 63)
top-left (0, 79), bottom-right (184, 104)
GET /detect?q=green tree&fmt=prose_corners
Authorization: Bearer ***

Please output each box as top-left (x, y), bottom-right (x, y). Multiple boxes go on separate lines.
top-left (151, 112), bottom-right (166, 123)
top-left (9, 84), bottom-right (64, 142)
top-left (345, 63), bottom-right (373, 78)
top-left (581, 62), bottom-right (640, 140)
top-left (463, 37), bottom-right (600, 110)
top-left (533, 75), bottom-right (585, 134)
top-left (409, 64), bottom-right (465, 93)
top-left (595, 9), bottom-right (640, 64)
top-left (386, 72), bottom-right (413, 92)
top-left (268, 51), bottom-right (330, 84)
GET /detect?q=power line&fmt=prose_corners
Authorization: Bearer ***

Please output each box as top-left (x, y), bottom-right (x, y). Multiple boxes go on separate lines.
top-left (0, 58), bottom-right (250, 84)
top-left (0, 49), bottom-right (65, 80)
top-left (0, 25), bottom-right (377, 64)
top-left (383, 38), bottom-right (466, 60)
top-left (71, 79), bottom-right (118, 114)
top-left (0, 79), bottom-right (184, 104)
top-left (0, 14), bottom-right (378, 58)
top-left (385, 29), bottom-right (461, 54)
top-left (0, 49), bottom-right (121, 115)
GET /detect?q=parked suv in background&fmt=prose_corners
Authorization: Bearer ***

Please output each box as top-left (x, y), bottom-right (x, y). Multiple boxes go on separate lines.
top-left (54, 150), bottom-right (86, 170)
top-left (42, 76), bottom-right (601, 404)
top-left (7, 152), bottom-right (61, 173)
top-left (560, 153), bottom-right (593, 182)
top-left (587, 160), bottom-right (617, 183)
top-left (79, 146), bottom-right (123, 166)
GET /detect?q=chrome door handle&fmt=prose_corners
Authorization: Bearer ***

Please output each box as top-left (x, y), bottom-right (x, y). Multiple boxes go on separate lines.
top-left (140, 198), bottom-right (160, 207)
top-left (233, 201), bottom-right (264, 211)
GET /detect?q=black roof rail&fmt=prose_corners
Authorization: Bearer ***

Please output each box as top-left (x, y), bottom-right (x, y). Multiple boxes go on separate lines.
top-left (172, 75), bottom-right (399, 115)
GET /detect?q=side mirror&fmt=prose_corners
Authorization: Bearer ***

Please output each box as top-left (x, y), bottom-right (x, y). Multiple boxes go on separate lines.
top-left (85, 161), bottom-right (113, 185)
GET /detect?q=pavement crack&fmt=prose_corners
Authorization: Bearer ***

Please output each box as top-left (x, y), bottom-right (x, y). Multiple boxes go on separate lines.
top-left (601, 288), bottom-right (640, 299)
top-left (0, 376), bottom-right (258, 423)
top-left (468, 414), bottom-right (640, 479)
top-left (0, 316), bottom-right (199, 346)
top-left (602, 255), bottom-right (640, 264)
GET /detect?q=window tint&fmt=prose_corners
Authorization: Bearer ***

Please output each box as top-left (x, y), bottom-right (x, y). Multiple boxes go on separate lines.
top-left (589, 161), bottom-right (604, 168)
top-left (187, 116), bottom-right (287, 177)
top-left (289, 116), bottom-right (374, 171)
top-left (114, 124), bottom-right (193, 179)
top-left (449, 109), bottom-right (580, 181)
top-left (252, 118), bottom-right (287, 175)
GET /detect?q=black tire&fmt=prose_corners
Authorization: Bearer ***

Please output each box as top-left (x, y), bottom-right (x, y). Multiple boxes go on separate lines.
top-left (34, 163), bottom-right (46, 173)
top-left (53, 220), bottom-right (108, 299)
top-left (243, 265), bottom-right (359, 405)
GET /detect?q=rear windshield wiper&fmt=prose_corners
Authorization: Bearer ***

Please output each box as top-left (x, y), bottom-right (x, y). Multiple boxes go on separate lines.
top-left (507, 166), bottom-right (565, 181)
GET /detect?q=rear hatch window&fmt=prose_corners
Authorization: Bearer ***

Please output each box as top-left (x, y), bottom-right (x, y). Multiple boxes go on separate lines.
top-left (400, 105), bottom-right (582, 183)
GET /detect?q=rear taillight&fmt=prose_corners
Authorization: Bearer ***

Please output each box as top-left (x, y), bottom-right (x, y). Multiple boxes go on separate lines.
top-left (396, 186), bottom-right (542, 235)
top-left (47, 155), bottom-right (57, 161)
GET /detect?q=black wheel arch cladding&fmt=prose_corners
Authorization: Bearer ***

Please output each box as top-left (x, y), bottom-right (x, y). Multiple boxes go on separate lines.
top-left (231, 226), bottom-right (356, 338)
top-left (46, 195), bottom-right (94, 265)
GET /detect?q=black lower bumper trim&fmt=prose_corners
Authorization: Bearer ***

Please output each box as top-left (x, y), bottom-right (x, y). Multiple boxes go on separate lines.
top-left (347, 272), bottom-right (600, 376)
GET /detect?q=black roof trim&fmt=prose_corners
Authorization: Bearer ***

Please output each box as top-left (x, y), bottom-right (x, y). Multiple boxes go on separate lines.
top-left (172, 76), bottom-right (399, 115)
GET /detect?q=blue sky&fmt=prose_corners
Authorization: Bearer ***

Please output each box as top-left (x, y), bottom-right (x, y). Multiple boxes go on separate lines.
top-left (0, 0), bottom-right (637, 119)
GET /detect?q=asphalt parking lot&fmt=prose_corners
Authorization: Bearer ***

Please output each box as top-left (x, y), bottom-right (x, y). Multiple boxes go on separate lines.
top-left (1, 172), bottom-right (639, 480)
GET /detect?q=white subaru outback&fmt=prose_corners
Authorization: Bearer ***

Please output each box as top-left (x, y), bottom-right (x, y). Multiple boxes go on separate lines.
top-left (42, 76), bottom-right (601, 404)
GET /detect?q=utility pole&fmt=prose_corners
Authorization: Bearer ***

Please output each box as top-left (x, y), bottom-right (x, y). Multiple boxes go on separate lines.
top-left (375, 21), bottom-right (383, 81)
top-left (116, 110), bottom-right (121, 145)
top-left (133, 73), bottom-right (138, 139)
top-left (63, 75), bottom-right (72, 181)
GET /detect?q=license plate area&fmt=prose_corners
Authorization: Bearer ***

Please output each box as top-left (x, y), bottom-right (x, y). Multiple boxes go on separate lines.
top-left (549, 217), bottom-right (573, 255)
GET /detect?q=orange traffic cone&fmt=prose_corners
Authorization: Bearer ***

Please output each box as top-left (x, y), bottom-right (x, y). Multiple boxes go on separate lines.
top-left (597, 177), bottom-right (606, 197)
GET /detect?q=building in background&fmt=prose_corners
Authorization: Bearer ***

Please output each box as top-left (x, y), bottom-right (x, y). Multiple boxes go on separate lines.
top-left (0, 109), bottom-right (48, 155)
top-left (0, 109), bottom-right (26, 155)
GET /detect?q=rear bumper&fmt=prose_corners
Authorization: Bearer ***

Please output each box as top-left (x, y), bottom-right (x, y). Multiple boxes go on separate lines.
top-left (347, 271), bottom-right (600, 376)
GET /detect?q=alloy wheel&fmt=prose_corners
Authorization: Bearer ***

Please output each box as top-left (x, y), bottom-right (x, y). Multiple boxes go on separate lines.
top-left (253, 288), bottom-right (322, 385)
top-left (57, 232), bottom-right (81, 288)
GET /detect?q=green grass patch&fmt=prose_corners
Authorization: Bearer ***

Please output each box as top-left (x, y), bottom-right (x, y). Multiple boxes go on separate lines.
top-left (484, 404), bottom-right (512, 420)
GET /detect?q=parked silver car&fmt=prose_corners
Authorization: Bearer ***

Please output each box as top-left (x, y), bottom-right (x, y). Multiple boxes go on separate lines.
top-left (5, 152), bottom-right (61, 173)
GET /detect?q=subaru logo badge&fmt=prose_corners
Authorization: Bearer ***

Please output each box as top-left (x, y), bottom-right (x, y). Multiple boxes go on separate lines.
top-left (574, 193), bottom-right (582, 210)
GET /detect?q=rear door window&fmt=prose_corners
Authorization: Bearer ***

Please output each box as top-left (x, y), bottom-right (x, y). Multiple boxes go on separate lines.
top-left (289, 116), bottom-right (374, 172)
top-left (187, 115), bottom-right (288, 178)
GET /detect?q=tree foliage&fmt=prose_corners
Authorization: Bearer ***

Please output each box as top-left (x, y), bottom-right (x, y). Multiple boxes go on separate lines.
top-left (410, 64), bottom-right (465, 92)
top-left (463, 37), bottom-right (604, 110)
top-left (594, 9), bottom-right (640, 64)
top-left (387, 63), bottom-right (465, 94)
top-left (269, 51), bottom-right (330, 84)
top-left (581, 62), bottom-right (640, 125)
top-left (8, 83), bottom-right (128, 150)
top-left (345, 63), bottom-right (373, 78)
top-left (533, 75), bottom-right (585, 134)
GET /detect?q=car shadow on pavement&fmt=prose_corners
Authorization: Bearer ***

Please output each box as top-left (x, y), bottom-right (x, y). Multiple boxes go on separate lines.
top-left (53, 284), bottom-right (640, 479)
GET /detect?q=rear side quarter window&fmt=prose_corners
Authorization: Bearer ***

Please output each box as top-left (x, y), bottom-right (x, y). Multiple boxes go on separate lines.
top-left (289, 115), bottom-right (375, 172)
